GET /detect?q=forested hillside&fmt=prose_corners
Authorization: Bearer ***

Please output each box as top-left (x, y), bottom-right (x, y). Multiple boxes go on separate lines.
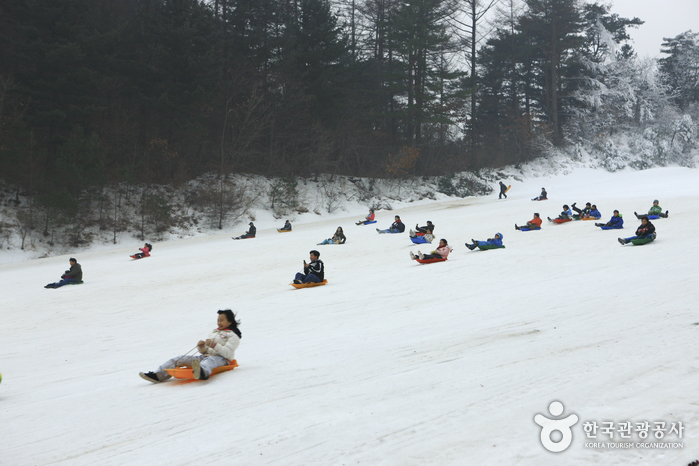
top-left (0, 0), bottom-right (697, 251)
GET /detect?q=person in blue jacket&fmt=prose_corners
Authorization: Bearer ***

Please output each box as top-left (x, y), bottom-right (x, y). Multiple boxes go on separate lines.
top-left (596, 210), bottom-right (623, 228)
top-left (377, 215), bottom-right (405, 234)
top-left (586, 205), bottom-right (601, 219)
top-left (465, 232), bottom-right (503, 250)
top-left (548, 205), bottom-right (573, 222)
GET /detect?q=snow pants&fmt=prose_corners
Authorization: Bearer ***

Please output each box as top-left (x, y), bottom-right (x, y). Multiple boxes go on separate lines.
top-left (49, 278), bottom-right (78, 288)
top-left (295, 272), bottom-right (321, 284)
top-left (155, 354), bottom-right (229, 381)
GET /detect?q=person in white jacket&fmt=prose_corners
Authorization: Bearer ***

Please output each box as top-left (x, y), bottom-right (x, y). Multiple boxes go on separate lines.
top-left (139, 310), bottom-right (241, 382)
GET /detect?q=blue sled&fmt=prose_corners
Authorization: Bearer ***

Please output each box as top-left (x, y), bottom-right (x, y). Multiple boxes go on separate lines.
top-left (518, 227), bottom-right (541, 232)
top-left (359, 220), bottom-right (377, 225)
top-left (410, 236), bottom-right (431, 244)
top-left (600, 225), bottom-right (623, 230)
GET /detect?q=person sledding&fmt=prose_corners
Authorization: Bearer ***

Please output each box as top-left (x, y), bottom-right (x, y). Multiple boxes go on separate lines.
top-left (131, 243), bottom-right (152, 259)
top-left (377, 215), bottom-right (405, 234)
top-left (595, 210), bottom-right (624, 228)
top-left (293, 250), bottom-right (325, 284)
top-left (465, 233), bottom-right (504, 250)
top-left (410, 238), bottom-right (451, 261)
top-left (45, 258), bottom-right (83, 288)
top-left (498, 181), bottom-right (508, 199)
top-left (410, 221), bottom-right (435, 236)
top-left (279, 220), bottom-right (292, 231)
top-left (139, 309), bottom-right (241, 383)
top-left (571, 202), bottom-right (591, 218)
top-left (532, 188), bottom-right (547, 201)
top-left (318, 227), bottom-right (346, 245)
top-left (619, 217), bottom-right (655, 245)
top-left (233, 222), bottom-right (256, 239)
top-left (548, 205), bottom-right (573, 222)
top-left (515, 213), bottom-right (543, 230)
top-left (585, 205), bottom-right (602, 220)
top-left (635, 200), bottom-right (668, 219)
top-left (356, 209), bottom-right (375, 225)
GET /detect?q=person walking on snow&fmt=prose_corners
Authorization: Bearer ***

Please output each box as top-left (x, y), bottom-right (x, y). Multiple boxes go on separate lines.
top-left (293, 250), bottom-right (325, 284)
top-left (499, 181), bottom-right (508, 199)
top-left (139, 309), bottom-right (241, 383)
top-left (619, 217), bottom-right (655, 245)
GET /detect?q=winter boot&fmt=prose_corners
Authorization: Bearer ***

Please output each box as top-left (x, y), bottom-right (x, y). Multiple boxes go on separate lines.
top-left (192, 359), bottom-right (202, 380)
top-left (515, 224), bottom-right (519, 230)
top-left (618, 238), bottom-right (627, 245)
top-left (410, 252), bottom-right (416, 260)
top-left (139, 371), bottom-right (160, 383)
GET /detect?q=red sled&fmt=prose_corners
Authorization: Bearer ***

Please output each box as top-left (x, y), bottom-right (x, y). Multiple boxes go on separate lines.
top-left (552, 218), bottom-right (572, 224)
top-left (415, 257), bottom-right (447, 264)
top-left (130, 254), bottom-right (149, 260)
top-left (165, 360), bottom-right (238, 380)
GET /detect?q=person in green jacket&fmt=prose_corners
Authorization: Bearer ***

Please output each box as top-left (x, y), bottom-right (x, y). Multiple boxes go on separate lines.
top-left (635, 200), bottom-right (668, 219)
top-left (45, 258), bottom-right (83, 288)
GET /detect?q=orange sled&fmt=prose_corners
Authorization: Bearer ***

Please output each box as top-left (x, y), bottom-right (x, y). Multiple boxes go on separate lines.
top-left (290, 279), bottom-right (328, 289)
top-left (165, 360), bottom-right (238, 380)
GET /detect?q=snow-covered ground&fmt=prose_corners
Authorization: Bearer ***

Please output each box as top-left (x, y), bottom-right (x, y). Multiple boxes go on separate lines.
top-left (1, 166), bottom-right (698, 465)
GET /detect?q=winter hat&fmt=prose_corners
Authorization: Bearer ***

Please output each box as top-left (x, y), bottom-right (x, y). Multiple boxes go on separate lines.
top-left (563, 205), bottom-right (569, 209)
top-left (586, 202), bottom-right (591, 206)
top-left (653, 199), bottom-right (659, 203)
top-left (496, 232), bottom-right (503, 239)
top-left (249, 222), bottom-right (254, 225)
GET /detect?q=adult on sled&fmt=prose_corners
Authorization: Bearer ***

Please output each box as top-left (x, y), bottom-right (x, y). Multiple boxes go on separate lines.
top-left (586, 205), bottom-right (602, 219)
top-left (548, 205), bottom-right (573, 222)
top-left (596, 210), bottom-right (624, 228)
top-left (356, 209), bottom-right (375, 225)
top-left (45, 258), bottom-right (82, 288)
top-left (377, 215), bottom-right (405, 233)
top-left (465, 233), bottom-right (504, 250)
top-left (515, 213), bottom-right (543, 230)
top-left (499, 181), bottom-right (508, 199)
top-left (131, 243), bottom-right (152, 259)
top-left (532, 188), bottom-right (547, 201)
top-left (635, 200), bottom-right (668, 219)
top-left (293, 250), bottom-right (325, 284)
top-left (410, 238), bottom-right (451, 260)
top-left (318, 227), bottom-right (346, 245)
top-left (279, 220), bottom-right (292, 231)
top-left (233, 222), bottom-right (256, 239)
top-left (619, 217), bottom-right (656, 245)
top-left (139, 309), bottom-right (241, 383)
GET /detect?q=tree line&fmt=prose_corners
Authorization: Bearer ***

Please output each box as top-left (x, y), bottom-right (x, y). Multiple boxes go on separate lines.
top-left (0, 0), bottom-right (697, 242)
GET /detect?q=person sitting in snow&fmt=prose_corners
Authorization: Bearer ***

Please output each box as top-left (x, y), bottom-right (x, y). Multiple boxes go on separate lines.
top-left (45, 258), bottom-right (83, 288)
top-left (548, 205), bottom-right (573, 222)
top-left (293, 250), bottom-right (325, 284)
top-left (585, 205), bottom-right (601, 220)
top-left (279, 220), bottom-right (292, 231)
top-left (318, 227), bottom-right (346, 245)
top-left (515, 213), bottom-right (543, 230)
top-left (532, 188), bottom-right (547, 201)
top-left (139, 309), bottom-right (241, 383)
top-left (635, 200), bottom-right (668, 219)
top-left (619, 217), bottom-right (656, 245)
top-left (132, 243), bottom-right (152, 259)
top-left (356, 209), bottom-right (375, 225)
top-left (377, 215), bottom-right (405, 234)
top-left (233, 222), bottom-right (256, 239)
top-left (410, 238), bottom-right (451, 261)
top-left (596, 210), bottom-right (624, 228)
top-left (465, 233), bottom-right (504, 250)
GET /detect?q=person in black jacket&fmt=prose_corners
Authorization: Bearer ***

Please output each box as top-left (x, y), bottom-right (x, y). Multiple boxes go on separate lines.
top-left (619, 217), bottom-right (655, 245)
top-left (499, 181), bottom-right (508, 199)
top-left (412, 221), bottom-right (434, 236)
top-left (45, 258), bottom-right (83, 288)
top-left (293, 250), bottom-right (325, 284)
top-left (377, 215), bottom-right (405, 234)
top-left (233, 222), bottom-right (256, 239)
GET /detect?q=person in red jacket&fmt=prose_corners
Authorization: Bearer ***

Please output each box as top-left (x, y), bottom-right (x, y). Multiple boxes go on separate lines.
top-left (410, 238), bottom-right (451, 260)
top-left (132, 243), bottom-right (152, 258)
top-left (515, 213), bottom-right (543, 230)
top-left (356, 209), bottom-right (375, 225)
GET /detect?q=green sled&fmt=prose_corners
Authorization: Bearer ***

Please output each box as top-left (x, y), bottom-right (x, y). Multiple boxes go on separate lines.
top-left (630, 233), bottom-right (656, 246)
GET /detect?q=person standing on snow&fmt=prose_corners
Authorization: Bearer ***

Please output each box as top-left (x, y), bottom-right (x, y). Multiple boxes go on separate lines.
top-left (499, 181), bottom-right (508, 199)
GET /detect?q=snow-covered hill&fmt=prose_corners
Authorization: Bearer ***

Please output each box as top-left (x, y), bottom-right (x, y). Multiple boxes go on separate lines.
top-left (1, 166), bottom-right (698, 465)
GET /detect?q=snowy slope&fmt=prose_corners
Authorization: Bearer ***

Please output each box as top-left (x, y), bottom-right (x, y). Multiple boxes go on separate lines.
top-left (1, 167), bottom-right (698, 465)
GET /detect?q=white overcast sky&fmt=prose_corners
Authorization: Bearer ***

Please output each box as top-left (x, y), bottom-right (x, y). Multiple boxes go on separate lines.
top-left (609, 0), bottom-right (698, 58)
